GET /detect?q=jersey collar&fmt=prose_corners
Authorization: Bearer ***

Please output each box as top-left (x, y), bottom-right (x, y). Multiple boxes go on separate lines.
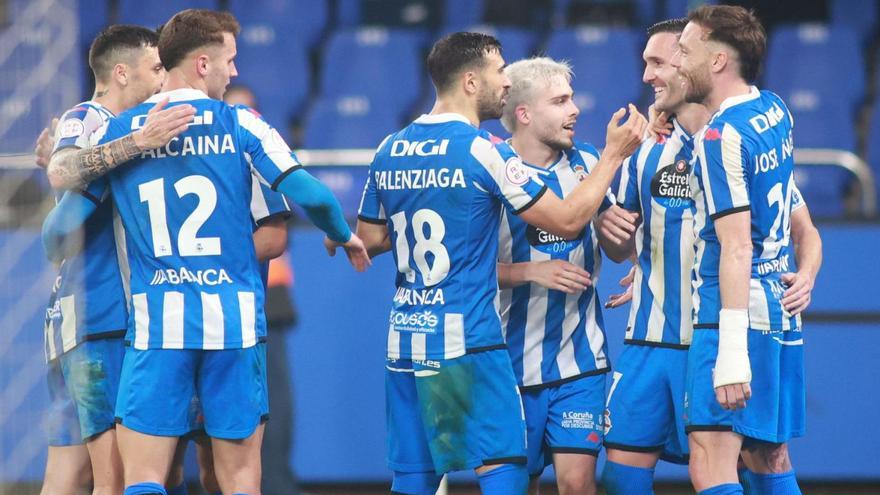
top-left (144, 88), bottom-right (211, 104)
top-left (414, 113), bottom-right (473, 126)
top-left (717, 86), bottom-right (760, 114)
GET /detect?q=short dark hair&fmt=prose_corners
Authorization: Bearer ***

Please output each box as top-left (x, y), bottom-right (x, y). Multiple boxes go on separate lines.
top-left (688, 5), bottom-right (766, 82)
top-left (427, 32), bottom-right (503, 93)
top-left (647, 18), bottom-right (688, 37)
top-left (88, 25), bottom-right (159, 81)
top-left (158, 9), bottom-right (240, 70)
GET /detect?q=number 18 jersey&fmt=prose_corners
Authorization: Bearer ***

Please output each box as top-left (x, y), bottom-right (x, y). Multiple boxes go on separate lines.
top-left (358, 113), bottom-right (548, 361)
top-left (94, 88), bottom-right (302, 350)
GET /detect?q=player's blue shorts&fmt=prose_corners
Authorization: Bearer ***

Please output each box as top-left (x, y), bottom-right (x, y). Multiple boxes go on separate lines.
top-left (603, 344), bottom-right (688, 464)
top-left (46, 337), bottom-right (125, 446)
top-left (685, 328), bottom-right (805, 443)
top-left (386, 349), bottom-right (527, 475)
top-left (520, 373), bottom-right (606, 476)
top-left (115, 343), bottom-right (269, 440)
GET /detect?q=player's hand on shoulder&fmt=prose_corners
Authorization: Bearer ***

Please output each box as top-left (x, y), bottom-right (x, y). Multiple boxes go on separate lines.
top-left (34, 117), bottom-right (58, 169)
top-left (604, 104), bottom-right (648, 161)
top-left (133, 97), bottom-right (196, 150)
top-left (780, 270), bottom-right (814, 316)
top-left (527, 259), bottom-right (591, 294)
top-left (646, 104), bottom-right (673, 140)
top-left (325, 234), bottom-right (372, 272)
top-left (605, 265), bottom-right (636, 309)
top-left (597, 205), bottom-right (639, 245)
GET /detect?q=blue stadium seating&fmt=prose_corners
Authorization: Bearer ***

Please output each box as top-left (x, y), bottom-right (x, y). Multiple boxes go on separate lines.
top-left (303, 96), bottom-right (400, 148)
top-left (480, 119), bottom-right (509, 139)
top-left (544, 26), bottom-right (642, 147)
top-left (319, 28), bottom-right (424, 119)
top-left (765, 24), bottom-right (864, 117)
top-left (456, 25), bottom-right (536, 62)
top-left (118, 0), bottom-right (218, 28)
top-left (232, 25), bottom-right (310, 132)
top-left (228, 0), bottom-right (329, 50)
top-left (443, 0), bottom-right (485, 30)
top-left (77, 0), bottom-right (109, 49)
top-left (831, 0), bottom-right (877, 45)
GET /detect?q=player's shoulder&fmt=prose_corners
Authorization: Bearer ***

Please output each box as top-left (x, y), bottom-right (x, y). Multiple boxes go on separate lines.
top-left (569, 141), bottom-right (600, 164)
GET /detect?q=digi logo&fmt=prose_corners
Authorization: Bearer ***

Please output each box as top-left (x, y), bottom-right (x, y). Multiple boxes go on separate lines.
top-left (389, 139), bottom-right (450, 157)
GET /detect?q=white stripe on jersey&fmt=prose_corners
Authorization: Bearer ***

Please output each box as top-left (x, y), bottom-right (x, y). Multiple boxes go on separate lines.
top-left (720, 124), bottom-right (750, 209)
top-left (112, 206), bottom-right (132, 307)
top-left (444, 313), bottom-right (464, 359)
top-left (522, 250), bottom-right (551, 387)
top-left (584, 293), bottom-right (607, 367)
top-left (497, 214), bottom-right (513, 341)
top-left (749, 279), bottom-right (771, 329)
top-left (45, 317), bottom-right (57, 361)
top-left (645, 197), bottom-right (667, 341)
top-left (411, 332), bottom-right (427, 361)
top-left (133, 293), bottom-right (150, 349)
top-left (679, 207), bottom-right (695, 344)
top-left (201, 293), bottom-right (225, 350)
top-left (237, 107), bottom-right (301, 181)
top-left (162, 292), bottom-right (185, 349)
top-left (470, 136), bottom-right (542, 212)
top-left (60, 295), bottom-right (77, 353)
top-left (239, 291), bottom-right (257, 347)
top-left (555, 244), bottom-right (585, 379)
top-left (387, 322), bottom-right (400, 359)
top-left (249, 177), bottom-right (271, 221)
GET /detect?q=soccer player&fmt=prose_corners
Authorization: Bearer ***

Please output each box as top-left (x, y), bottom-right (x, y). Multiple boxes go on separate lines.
top-left (39, 25), bottom-right (177, 495)
top-left (42, 9), bottom-right (368, 495)
top-left (494, 56), bottom-right (637, 495)
top-left (671, 6), bottom-right (822, 495)
top-left (337, 32), bottom-right (645, 495)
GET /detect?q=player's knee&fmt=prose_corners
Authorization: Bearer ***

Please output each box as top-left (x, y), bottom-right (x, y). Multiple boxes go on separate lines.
top-left (556, 467), bottom-right (595, 495)
top-left (124, 482), bottom-right (168, 495)
top-left (390, 470), bottom-right (443, 495)
top-left (745, 442), bottom-right (791, 474)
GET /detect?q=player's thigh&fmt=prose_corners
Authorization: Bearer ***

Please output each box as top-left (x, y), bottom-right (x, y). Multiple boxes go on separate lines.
top-left (685, 329), bottom-right (735, 432)
top-left (604, 345), bottom-right (673, 451)
top-left (413, 350), bottom-right (527, 474)
top-left (386, 358), bottom-right (435, 473)
top-left (41, 445), bottom-right (92, 495)
top-left (740, 440), bottom-right (793, 474)
top-left (115, 347), bottom-right (197, 437)
top-left (552, 451), bottom-right (598, 492)
top-left (519, 386), bottom-right (551, 476)
top-left (46, 360), bottom-right (85, 449)
top-left (85, 428), bottom-right (123, 490)
top-left (61, 338), bottom-right (125, 441)
top-left (198, 343), bottom-right (268, 440)
top-left (211, 423), bottom-right (264, 492)
top-left (115, 423), bottom-right (179, 484)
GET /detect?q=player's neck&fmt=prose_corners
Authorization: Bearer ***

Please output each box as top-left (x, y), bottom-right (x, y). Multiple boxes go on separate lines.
top-left (429, 98), bottom-right (479, 126)
top-left (163, 69), bottom-right (209, 97)
top-left (91, 86), bottom-right (124, 115)
top-left (509, 133), bottom-right (559, 169)
top-left (672, 103), bottom-right (711, 136)
top-left (705, 77), bottom-right (752, 114)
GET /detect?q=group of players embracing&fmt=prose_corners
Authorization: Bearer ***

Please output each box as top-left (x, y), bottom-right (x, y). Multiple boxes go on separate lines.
top-left (36, 4), bottom-right (821, 495)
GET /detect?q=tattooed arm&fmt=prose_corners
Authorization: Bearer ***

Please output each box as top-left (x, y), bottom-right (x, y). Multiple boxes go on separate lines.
top-left (46, 98), bottom-right (195, 190)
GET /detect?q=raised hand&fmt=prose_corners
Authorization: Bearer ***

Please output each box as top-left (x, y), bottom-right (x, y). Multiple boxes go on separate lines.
top-left (604, 104), bottom-right (648, 161)
top-left (597, 205), bottom-right (639, 245)
top-left (34, 118), bottom-right (59, 169)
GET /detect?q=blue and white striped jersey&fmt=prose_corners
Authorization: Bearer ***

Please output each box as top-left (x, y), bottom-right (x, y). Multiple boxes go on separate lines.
top-left (44, 101), bottom-right (127, 361)
top-left (690, 87), bottom-right (801, 331)
top-left (358, 113), bottom-right (548, 361)
top-left (92, 88), bottom-right (301, 350)
top-left (617, 119), bottom-right (696, 347)
top-left (498, 143), bottom-right (612, 388)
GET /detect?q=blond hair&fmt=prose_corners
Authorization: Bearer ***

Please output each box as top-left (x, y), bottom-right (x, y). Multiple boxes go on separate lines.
top-left (501, 57), bottom-right (574, 132)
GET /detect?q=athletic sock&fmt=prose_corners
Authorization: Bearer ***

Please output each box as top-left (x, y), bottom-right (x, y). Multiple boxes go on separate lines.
top-left (601, 460), bottom-right (655, 494)
top-left (166, 483), bottom-right (188, 495)
top-left (124, 482), bottom-right (168, 495)
top-left (477, 463), bottom-right (529, 495)
top-left (390, 470), bottom-right (443, 495)
top-left (699, 483), bottom-right (744, 495)
top-left (740, 469), bottom-right (802, 495)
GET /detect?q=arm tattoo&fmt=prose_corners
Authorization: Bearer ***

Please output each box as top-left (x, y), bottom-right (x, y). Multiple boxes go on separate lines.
top-left (51, 135), bottom-right (142, 189)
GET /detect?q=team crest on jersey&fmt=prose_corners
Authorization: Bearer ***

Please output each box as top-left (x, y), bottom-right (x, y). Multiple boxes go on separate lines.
top-left (572, 164), bottom-right (588, 182)
top-left (603, 408), bottom-right (612, 434)
top-left (526, 225), bottom-right (582, 255)
top-left (650, 159), bottom-right (693, 209)
top-left (505, 158), bottom-right (530, 186)
top-left (60, 119), bottom-right (85, 139)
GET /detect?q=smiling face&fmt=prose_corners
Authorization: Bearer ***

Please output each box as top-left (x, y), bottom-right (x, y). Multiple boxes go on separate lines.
top-left (475, 49), bottom-right (512, 121)
top-left (524, 74), bottom-right (580, 151)
top-left (643, 31), bottom-right (688, 114)
top-left (672, 21), bottom-right (715, 105)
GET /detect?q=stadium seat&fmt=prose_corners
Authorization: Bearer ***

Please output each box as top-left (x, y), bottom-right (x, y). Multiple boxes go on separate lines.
top-left (456, 25), bottom-right (536, 62)
top-left (831, 0), bottom-right (877, 45)
top-left (337, 0), bottom-right (444, 28)
top-left (303, 95), bottom-right (400, 149)
top-left (77, 0), bottom-right (109, 49)
top-left (228, 0), bottom-right (329, 50)
top-left (790, 105), bottom-right (855, 218)
top-left (319, 28), bottom-right (425, 120)
top-left (443, 0), bottom-right (486, 30)
top-left (117, 0), bottom-right (218, 28)
top-left (544, 26), bottom-right (642, 147)
top-left (765, 24), bottom-right (864, 117)
top-left (232, 25), bottom-right (310, 132)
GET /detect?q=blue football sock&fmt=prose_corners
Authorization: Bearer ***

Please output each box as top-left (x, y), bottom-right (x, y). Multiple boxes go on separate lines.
top-left (166, 483), bottom-right (188, 495)
top-left (124, 482), bottom-right (168, 495)
top-left (740, 469), bottom-right (801, 495)
top-left (699, 483), bottom-right (744, 495)
top-left (477, 463), bottom-right (529, 495)
top-left (391, 470), bottom-right (443, 495)
top-left (601, 460), bottom-right (655, 494)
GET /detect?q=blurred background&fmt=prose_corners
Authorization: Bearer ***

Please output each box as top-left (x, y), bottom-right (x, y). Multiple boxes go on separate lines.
top-left (0, 0), bottom-right (877, 493)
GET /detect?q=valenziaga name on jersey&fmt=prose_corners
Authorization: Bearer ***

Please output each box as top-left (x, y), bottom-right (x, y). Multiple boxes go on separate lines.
top-left (373, 168), bottom-right (466, 191)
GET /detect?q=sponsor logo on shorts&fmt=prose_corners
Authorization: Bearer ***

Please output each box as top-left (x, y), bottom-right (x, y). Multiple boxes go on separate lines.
top-left (561, 410), bottom-right (598, 430)
top-left (603, 408), bottom-right (612, 434)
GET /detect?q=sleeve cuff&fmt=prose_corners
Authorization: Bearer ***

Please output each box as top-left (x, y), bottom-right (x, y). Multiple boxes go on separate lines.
top-left (709, 204), bottom-right (751, 221)
top-left (512, 185), bottom-right (548, 216)
top-left (270, 165), bottom-right (304, 191)
top-left (357, 214), bottom-right (386, 225)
